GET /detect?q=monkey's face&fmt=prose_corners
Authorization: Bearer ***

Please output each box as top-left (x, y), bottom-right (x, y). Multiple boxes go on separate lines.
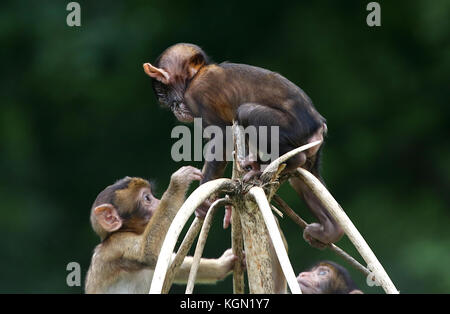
top-left (145, 44), bottom-right (207, 123)
top-left (91, 177), bottom-right (163, 239)
top-left (137, 186), bottom-right (160, 222)
top-left (297, 265), bottom-right (333, 294)
top-left (152, 78), bottom-right (194, 123)
top-left (113, 185), bottom-right (161, 235)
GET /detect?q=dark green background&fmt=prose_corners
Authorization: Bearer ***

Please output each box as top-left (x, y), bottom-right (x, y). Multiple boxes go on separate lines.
top-left (1, 0), bottom-right (449, 293)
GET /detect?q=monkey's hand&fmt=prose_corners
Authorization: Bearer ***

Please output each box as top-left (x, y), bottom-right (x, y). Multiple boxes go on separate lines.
top-left (216, 248), bottom-right (239, 280)
top-left (170, 166), bottom-right (203, 191)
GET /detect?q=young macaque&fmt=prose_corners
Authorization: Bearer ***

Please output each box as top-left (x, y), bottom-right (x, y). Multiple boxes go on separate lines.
top-left (297, 261), bottom-right (363, 294)
top-left (85, 166), bottom-right (237, 294)
top-left (143, 43), bottom-right (343, 249)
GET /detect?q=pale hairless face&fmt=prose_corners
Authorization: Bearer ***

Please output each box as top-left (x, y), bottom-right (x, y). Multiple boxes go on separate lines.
top-left (297, 265), bottom-right (333, 294)
top-left (136, 186), bottom-right (160, 223)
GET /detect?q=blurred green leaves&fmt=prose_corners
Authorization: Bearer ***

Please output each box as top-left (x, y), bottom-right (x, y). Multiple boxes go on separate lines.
top-left (0, 0), bottom-right (448, 293)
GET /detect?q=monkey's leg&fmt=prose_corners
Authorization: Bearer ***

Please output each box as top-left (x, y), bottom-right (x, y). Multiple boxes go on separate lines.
top-left (200, 159), bottom-right (228, 185)
top-left (289, 175), bottom-right (343, 249)
top-left (196, 160), bottom-right (228, 218)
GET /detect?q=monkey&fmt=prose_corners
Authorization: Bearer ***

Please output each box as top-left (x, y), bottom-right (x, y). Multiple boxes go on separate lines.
top-left (143, 43), bottom-right (343, 249)
top-left (297, 261), bottom-right (363, 294)
top-left (85, 166), bottom-right (238, 294)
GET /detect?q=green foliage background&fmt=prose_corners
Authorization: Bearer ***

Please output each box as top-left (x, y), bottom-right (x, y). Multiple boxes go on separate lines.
top-left (1, 0), bottom-right (449, 293)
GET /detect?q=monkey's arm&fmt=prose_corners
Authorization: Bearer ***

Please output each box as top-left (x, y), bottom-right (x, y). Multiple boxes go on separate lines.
top-left (196, 148), bottom-right (228, 218)
top-left (173, 249), bottom-right (236, 284)
top-left (137, 167), bottom-right (202, 265)
top-left (199, 126), bottom-right (228, 185)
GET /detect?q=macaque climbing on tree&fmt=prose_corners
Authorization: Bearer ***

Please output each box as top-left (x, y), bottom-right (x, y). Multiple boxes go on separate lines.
top-left (297, 261), bottom-right (363, 294)
top-left (85, 166), bottom-right (237, 294)
top-left (143, 43), bottom-right (343, 248)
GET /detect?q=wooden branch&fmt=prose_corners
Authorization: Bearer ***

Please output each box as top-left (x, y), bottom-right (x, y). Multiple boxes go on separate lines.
top-left (272, 194), bottom-right (370, 277)
top-left (149, 178), bottom-right (233, 294)
top-left (261, 140), bottom-right (322, 182)
top-left (296, 168), bottom-right (399, 294)
top-left (232, 121), bottom-right (246, 167)
top-left (161, 217), bottom-right (203, 294)
top-left (237, 194), bottom-right (275, 293)
top-left (270, 205), bottom-right (284, 218)
top-left (185, 198), bottom-right (229, 294)
top-left (249, 187), bottom-right (302, 294)
top-left (230, 122), bottom-right (246, 294)
top-left (231, 206), bottom-right (245, 294)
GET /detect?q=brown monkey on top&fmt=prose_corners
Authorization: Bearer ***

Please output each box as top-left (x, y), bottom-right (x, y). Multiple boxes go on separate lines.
top-left (143, 43), bottom-right (343, 249)
top-left (85, 166), bottom-right (237, 294)
top-left (297, 261), bottom-right (363, 294)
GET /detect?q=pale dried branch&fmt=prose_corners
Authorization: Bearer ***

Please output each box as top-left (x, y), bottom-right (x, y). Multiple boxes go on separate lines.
top-left (238, 196), bottom-right (275, 293)
top-left (162, 217), bottom-right (203, 294)
top-left (249, 187), bottom-right (302, 294)
top-left (149, 178), bottom-right (233, 294)
top-left (231, 207), bottom-right (245, 294)
top-left (270, 205), bottom-right (284, 218)
top-left (261, 140), bottom-right (322, 182)
top-left (296, 168), bottom-right (399, 294)
top-left (185, 198), bottom-right (230, 294)
top-left (232, 121), bottom-right (247, 166)
top-left (272, 194), bottom-right (370, 277)
top-left (231, 121), bottom-right (245, 294)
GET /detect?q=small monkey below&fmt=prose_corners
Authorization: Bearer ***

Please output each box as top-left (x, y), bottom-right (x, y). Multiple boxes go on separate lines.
top-left (297, 261), bottom-right (363, 294)
top-left (85, 166), bottom-right (237, 294)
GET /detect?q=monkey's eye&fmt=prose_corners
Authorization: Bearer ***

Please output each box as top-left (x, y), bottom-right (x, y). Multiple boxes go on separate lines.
top-left (244, 165), bottom-right (253, 172)
top-left (144, 194), bottom-right (152, 202)
top-left (318, 269), bottom-right (328, 276)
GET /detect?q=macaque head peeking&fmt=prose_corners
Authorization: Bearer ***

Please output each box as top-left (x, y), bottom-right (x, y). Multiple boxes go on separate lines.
top-left (297, 261), bottom-right (363, 294)
top-left (143, 43), bottom-right (208, 123)
top-left (90, 177), bottom-right (160, 241)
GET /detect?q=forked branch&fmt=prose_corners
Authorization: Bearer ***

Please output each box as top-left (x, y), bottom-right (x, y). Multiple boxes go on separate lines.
top-left (261, 140), bottom-right (322, 182)
top-left (186, 198), bottom-right (230, 293)
top-left (249, 187), bottom-right (302, 294)
top-left (296, 168), bottom-right (398, 294)
top-left (162, 217), bottom-right (203, 293)
top-left (272, 194), bottom-right (370, 277)
top-left (149, 178), bottom-right (233, 294)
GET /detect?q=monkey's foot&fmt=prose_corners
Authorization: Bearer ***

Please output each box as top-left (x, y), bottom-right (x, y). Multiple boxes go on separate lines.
top-left (195, 199), bottom-right (213, 219)
top-left (223, 205), bottom-right (232, 229)
top-left (303, 223), bottom-right (332, 250)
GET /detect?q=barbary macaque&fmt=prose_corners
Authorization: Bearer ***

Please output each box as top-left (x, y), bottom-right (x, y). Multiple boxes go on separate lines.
top-left (144, 43), bottom-right (343, 248)
top-left (85, 166), bottom-right (237, 294)
top-left (297, 261), bottom-right (363, 294)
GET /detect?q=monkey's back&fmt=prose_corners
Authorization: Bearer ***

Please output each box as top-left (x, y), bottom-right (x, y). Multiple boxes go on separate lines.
top-left (186, 62), bottom-right (325, 140)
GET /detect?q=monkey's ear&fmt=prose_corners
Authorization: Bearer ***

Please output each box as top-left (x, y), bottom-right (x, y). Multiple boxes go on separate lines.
top-left (349, 289), bottom-right (364, 294)
top-left (94, 204), bottom-right (123, 233)
top-left (143, 63), bottom-right (170, 84)
top-left (188, 53), bottom-right (205, 78)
